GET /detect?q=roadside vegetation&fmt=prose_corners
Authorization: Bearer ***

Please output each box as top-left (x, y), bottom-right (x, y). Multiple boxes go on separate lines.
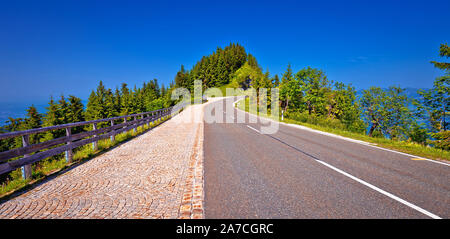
top-left (0, 116), bottom-right (170, 198)
top-left (237, 97), bottom-right (450, 161)
top-left (0, 78), bottom-right (177, 197)
top-left (176, 42), bottom-right (450, 161)
top-left (1, 42), bottom-right (449, 196)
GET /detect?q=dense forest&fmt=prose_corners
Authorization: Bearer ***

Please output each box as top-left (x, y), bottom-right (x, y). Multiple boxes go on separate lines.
top-left (0, 43), bottom-right (449, 154)
top-left (175, 42), bottom-right (449, 151)
top-left (0, 79), bottom-right (175, 153)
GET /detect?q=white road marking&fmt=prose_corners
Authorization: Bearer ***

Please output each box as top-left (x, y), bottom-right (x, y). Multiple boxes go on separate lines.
top-left (232, 97), bottom-right (443, 219)
top-left (314, 159), bottom-right (442, 219)
top-left (282, 122), bottom-right (450, 166)
top-left (364, 144), bottom-right (450, 166)
top-left (247, 125), bottom-right (260, 134)
top-left (233, 98), bottom-right (450, 167)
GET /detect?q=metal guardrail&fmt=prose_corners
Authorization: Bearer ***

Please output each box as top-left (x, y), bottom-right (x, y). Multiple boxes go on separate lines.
top-left (0, 106), bottom-right (178, 179)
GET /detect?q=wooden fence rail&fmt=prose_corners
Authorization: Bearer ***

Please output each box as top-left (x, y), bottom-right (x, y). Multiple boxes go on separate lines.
top-left (0, 106), bottom-right (179, 179)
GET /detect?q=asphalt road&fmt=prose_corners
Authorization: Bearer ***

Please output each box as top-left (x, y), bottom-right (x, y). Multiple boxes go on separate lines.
top-left (204, 97), bottom-right (450, 219)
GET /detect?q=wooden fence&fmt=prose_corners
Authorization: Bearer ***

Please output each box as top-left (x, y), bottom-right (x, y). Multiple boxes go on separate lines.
top-left (0, 106), bottom-right (178, 179)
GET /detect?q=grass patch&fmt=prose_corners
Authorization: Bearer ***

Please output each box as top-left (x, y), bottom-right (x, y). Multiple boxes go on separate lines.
top-left (0, 116), bottom-right (171, 198)
top-left (237, 97), bottom-right (450, 161)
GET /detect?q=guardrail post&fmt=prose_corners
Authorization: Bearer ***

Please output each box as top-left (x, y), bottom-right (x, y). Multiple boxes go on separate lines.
top-left (92, 123), bottom-right (98, 151)
top-left (21, 135), bottom-right (32, 180)
top-left (110, 120), bottom-right (115, 142)
top-left (133, 116), bottom-right (137, 133)
top-left (146, 114), bottom-right (150, 127)
top-left (65, 128), bottom-right (73, 163)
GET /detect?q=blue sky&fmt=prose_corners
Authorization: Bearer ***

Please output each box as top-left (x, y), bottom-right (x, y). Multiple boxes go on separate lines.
top-left (0, 0), bottom-right (449, 104)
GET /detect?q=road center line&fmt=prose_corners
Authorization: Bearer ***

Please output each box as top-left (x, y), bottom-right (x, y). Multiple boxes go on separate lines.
top-left (314, 159), bottom-right (441, 219)
top-left (263, 133), bottom-right (442, 219)
top-left (231, 98), bottom-right (443, 218)
top-left (232, 98), bottom-right (449, 167)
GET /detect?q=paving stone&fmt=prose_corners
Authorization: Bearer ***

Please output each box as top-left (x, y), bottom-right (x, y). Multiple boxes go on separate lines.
top-left (0, 102), bottom-right (209, 219)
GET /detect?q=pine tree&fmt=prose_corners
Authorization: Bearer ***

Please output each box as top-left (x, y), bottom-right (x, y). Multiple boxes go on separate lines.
top-left (58, 95), bottom-right (69, 124)
top-left (120, 83), bottom-right (131, 115)
top-left (272, 74), bottom-right (280, 87)
top-left (24, 105), bottom-right (43, 144)
top-left (415, 43), bottom-right (449, 149)
top-left (114, 87), bottom-right (121, 116)
top-left (67, 95), bottom-right (85, 133)
top-left (43, 96), bottom-right (63, 139)
top-left (279, 64), bottom-right (297, 111)
top-left (247, 54), bottom-right (261, 71)
top-left (104, 89), bottom-right (117, 118)
top-left (85, 90), bottom-right (100, 121)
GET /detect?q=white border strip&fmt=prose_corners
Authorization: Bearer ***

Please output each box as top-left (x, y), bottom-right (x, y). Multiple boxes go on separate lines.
top-left (233, 97), bottom-right (442, 219)
top-left (233, 98), bottom-right (450, 167)
top-left (315, 159), bottom-right (442, 219)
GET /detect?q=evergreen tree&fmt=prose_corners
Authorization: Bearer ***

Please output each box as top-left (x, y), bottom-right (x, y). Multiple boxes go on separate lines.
top-left (416, 43), bottom-right (449, 133)
top-left (43, 96), bottom-right (64, 139)
top-left (175, 65), bottom-right (190, 89)
top-left (57, 95), bottom-right (69, 124)
top-left (24, 105), bottom-right (43, 144)
top-left (415, 43), bottom-right (449, 149)
top-left (183, 43), bottom-right (247, 89)
top-left (272, 74), bottom-right (280, 87)
top-left (85, 90), bottom-right (101, 121)
top-left (114, 87), bottom-right (121, 115)
top-left (120, 83), bottom-right (132, 115)
top-left (279, 64), bottom-right (299, 112)
top-left (3, 117), bottom-right (26, 149)
top-left (67, 95), bottom-right (85, 134)
top-left (247, 54), bottom-right (261, 71)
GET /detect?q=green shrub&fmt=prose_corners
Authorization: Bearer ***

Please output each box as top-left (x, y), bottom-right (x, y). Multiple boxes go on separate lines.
top-left (429, 131), bottom-right (450, 150)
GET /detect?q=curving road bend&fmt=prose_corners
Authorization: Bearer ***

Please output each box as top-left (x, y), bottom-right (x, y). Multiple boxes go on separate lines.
top-left (204, 97), bottom-right (450, 219)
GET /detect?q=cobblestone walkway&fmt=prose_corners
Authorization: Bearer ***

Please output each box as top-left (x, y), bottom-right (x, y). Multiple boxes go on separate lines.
top-left (0, 103), bottom-right (208, 219)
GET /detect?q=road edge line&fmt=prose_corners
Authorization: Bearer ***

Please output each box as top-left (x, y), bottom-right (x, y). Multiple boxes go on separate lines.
top-left (233, 98), bottom-right (450, 167)
top-left (315, 159), bottom-right (442, 219)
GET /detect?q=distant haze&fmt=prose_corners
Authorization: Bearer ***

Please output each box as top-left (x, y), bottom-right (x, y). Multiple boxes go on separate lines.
top-left (0, 100), bottom-right (87, 126)
top-left (0, 88), bottom-right (429, 126)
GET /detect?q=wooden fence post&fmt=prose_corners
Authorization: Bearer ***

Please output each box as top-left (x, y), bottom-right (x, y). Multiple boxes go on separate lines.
top-left (21, 135), bottom-right (32, 180)
top-left (133, 116), bottom-right (137, 133)
top-left (110, 120), bottom-right (115, 142)
top-left (92, 123), bottom-right (98, 151)
top-left (65, 128), bottom-right (73, 163)
top-left (146, 114), bottom-right (150, 127)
